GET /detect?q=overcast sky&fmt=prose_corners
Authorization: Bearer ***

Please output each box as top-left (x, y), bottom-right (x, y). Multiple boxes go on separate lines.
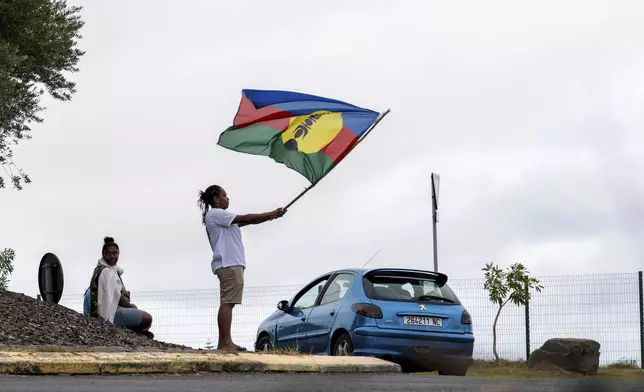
top-left (2, 0), bottom-right (643, 297)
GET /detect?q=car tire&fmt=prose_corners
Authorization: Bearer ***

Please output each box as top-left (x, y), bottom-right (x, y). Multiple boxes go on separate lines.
top-left (438, 367), bottom-right (468, 376)
top-left (332, 332), bottom-right (354, 356)
top-left (255, 335), bottom-right (274, 352)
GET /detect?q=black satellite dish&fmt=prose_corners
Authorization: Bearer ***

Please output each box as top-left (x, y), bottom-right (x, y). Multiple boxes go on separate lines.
top-left (38, 253), bottom-right (64, 304)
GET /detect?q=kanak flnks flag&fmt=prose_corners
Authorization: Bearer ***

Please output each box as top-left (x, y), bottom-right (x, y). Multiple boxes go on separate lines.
top-left (217, 89), bottom-right (382, 185)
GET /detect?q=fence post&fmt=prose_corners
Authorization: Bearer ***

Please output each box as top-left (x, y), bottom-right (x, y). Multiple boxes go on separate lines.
top-left (525, 285), bottom-right (531, 362)
top-left (638, 271), bottom-right (643, 369)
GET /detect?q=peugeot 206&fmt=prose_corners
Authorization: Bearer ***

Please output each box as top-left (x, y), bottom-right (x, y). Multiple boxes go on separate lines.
top-left (254, 268), bottom-right (474, 374)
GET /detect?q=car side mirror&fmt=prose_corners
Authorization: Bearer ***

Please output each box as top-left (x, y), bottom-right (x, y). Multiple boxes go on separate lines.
top-left (277, 300), bottom-right (289, 311)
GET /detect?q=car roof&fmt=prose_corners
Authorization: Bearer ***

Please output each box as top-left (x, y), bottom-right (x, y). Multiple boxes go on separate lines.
top-left (319, 267), bottom-right (448, 280)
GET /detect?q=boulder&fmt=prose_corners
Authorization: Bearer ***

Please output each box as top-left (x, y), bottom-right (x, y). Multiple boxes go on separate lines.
top-left (527, 338), bottom-right (600, 375)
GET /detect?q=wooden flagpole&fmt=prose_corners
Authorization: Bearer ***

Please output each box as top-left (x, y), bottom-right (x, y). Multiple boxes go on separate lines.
top-left (284, 108), bottom-right (391, 210)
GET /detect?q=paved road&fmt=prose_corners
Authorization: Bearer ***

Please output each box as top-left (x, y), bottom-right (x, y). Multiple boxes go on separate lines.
top-left (0, 374), bottom-right (640, 392)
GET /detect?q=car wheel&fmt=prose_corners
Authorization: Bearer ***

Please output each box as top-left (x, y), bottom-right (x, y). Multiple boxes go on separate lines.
top-left (332, 333), bottom-right (354, 356)
top-left (255, 335), bottom-right (274, 352)
top-left (438, 367), bottom-right (467, 376)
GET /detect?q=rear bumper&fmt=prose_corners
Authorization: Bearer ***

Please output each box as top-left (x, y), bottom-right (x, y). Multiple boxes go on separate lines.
top-left (351, 327), bottom-right (474, 370)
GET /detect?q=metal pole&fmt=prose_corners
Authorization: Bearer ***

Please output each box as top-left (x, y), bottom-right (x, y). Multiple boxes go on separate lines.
top-left (431, 173), bottom-right (439, 272)
top-left (432, 208), bottom-right (438, 272)
top-left (638, 270), bottom-right (643, 369)
top-left (43, 265), bottom-right (53, 303)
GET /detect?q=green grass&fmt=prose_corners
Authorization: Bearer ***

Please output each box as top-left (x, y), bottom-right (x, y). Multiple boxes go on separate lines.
top-left (604, 358), bottom-right (639, 369)
top-left (251, 343), bottom-right (303, 356)
top-left (421, 359), bottom-right (644, 380)
top-left (264, 346), bottom-right (303, 356)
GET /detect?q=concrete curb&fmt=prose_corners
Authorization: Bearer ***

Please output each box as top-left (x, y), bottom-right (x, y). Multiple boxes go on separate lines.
top-left (0, 351), bottom-right (401, 375)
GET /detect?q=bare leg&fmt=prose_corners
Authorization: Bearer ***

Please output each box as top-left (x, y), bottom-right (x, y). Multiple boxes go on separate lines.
top-left (132, 311), bottom-right (154, 339)
top-left (140, 312), bottom-right (153, 331)
top-left (217, 303), bottom-right (235, 350)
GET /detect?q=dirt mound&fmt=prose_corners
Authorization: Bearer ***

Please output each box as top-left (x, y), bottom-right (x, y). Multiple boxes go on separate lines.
top-left (0, 289), bottom-right (187, 350)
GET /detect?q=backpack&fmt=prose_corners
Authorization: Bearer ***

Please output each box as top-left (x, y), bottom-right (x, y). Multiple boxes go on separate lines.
top-left (82, 287), bottom-right (91, 316)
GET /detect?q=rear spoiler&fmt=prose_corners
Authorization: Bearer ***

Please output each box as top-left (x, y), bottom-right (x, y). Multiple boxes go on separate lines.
top-left (364, 268), bottom-right (448, 286)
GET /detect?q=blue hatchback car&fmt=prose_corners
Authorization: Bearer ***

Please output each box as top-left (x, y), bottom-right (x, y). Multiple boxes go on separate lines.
top-left (254, 268), bottom-right (474, 374)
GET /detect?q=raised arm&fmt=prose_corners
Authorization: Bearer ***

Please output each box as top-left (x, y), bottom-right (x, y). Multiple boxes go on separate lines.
top-left (233, 208), bottom-right (286, 227)
top-left (209, 207), bottom-right (286, 228)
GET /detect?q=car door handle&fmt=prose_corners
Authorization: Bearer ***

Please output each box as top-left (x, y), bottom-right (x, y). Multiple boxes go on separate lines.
top-left (330, 310), bottom-right (335, 316)
top-left (301, 317), bottom-right (306, 322)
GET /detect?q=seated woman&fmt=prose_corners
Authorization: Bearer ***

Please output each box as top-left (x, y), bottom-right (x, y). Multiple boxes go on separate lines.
top-left (83, 236), bottom-right (154, 339)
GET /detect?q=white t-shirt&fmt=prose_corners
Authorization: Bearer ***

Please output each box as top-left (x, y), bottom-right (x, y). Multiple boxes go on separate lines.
top-left (204, 208), bottom-right (246, 273)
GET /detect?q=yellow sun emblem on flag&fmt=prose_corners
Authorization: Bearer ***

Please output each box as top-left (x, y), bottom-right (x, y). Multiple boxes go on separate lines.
top-left (281, 111), bottom-right (343, 154)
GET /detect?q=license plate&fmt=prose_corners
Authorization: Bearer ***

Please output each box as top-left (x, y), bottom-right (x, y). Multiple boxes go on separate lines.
top-left (403, 316), bottom-right (442, 327)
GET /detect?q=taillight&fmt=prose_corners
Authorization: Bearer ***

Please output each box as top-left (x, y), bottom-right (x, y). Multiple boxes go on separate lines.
top-left (461, 310), bottom-right (472, 325)
top-left (351, 303), bottom-right (383, 319)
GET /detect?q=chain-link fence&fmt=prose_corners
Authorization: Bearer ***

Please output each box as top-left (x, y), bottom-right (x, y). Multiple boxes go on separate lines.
top-left (59, 271), bottom-right (644, 366)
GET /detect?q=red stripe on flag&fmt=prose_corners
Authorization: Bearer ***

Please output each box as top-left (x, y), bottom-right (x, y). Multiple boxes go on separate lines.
top-left (233, 95), bottom-right (292, 128)
top-left (257, 117), bottom-right (291, 132)
top-left (321, 126), bottom-right (358, 163)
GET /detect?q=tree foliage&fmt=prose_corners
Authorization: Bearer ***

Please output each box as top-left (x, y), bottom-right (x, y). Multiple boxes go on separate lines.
top-left (0, 247), bottom-right (15, 290)
top-left (482, 262), bottom-right (543, 361)
top-left (0, 0), bottom-right (85, 189)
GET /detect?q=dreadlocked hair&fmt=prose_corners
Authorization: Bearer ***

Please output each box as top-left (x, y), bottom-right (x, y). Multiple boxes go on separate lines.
top-left (197, 185), bottom-right (223, 225)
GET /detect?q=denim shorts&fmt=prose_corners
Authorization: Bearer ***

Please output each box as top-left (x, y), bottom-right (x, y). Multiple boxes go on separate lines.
top-left (113, 306), bottom-right (144, 329)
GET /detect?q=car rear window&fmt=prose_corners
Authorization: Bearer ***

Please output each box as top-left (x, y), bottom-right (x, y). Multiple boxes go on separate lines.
top-left (363, 273), bottom-right (461, 304)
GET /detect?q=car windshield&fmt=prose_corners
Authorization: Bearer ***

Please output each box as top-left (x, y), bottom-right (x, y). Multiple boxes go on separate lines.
top-left (363, 273), bottom-right (460, 304)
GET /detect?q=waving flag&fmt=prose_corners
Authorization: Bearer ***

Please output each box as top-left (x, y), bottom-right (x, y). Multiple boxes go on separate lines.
top-left (217, 89), bottom-right (381, 184)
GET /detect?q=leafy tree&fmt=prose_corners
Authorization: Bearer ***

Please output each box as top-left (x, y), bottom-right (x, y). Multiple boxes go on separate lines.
top-left (0, 247), bottom-right (15, 290)
top-left (482, 262), bottom-right (543, 362)
top-left (0, 0), bottom-right (85, 189)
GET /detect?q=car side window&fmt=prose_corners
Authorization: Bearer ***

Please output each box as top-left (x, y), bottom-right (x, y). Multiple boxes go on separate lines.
top-left (319, 273), bottom-right (355, 306)
top-left (292, 278), bottom-right (329, 311)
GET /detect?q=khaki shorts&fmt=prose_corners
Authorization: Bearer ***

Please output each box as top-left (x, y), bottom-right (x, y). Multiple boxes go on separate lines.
top-left (215, 266), bottom-right (244, 304)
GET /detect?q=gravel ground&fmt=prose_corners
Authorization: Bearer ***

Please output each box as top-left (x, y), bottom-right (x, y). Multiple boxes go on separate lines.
top-left (0, 289), bottom-right (188, 350)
